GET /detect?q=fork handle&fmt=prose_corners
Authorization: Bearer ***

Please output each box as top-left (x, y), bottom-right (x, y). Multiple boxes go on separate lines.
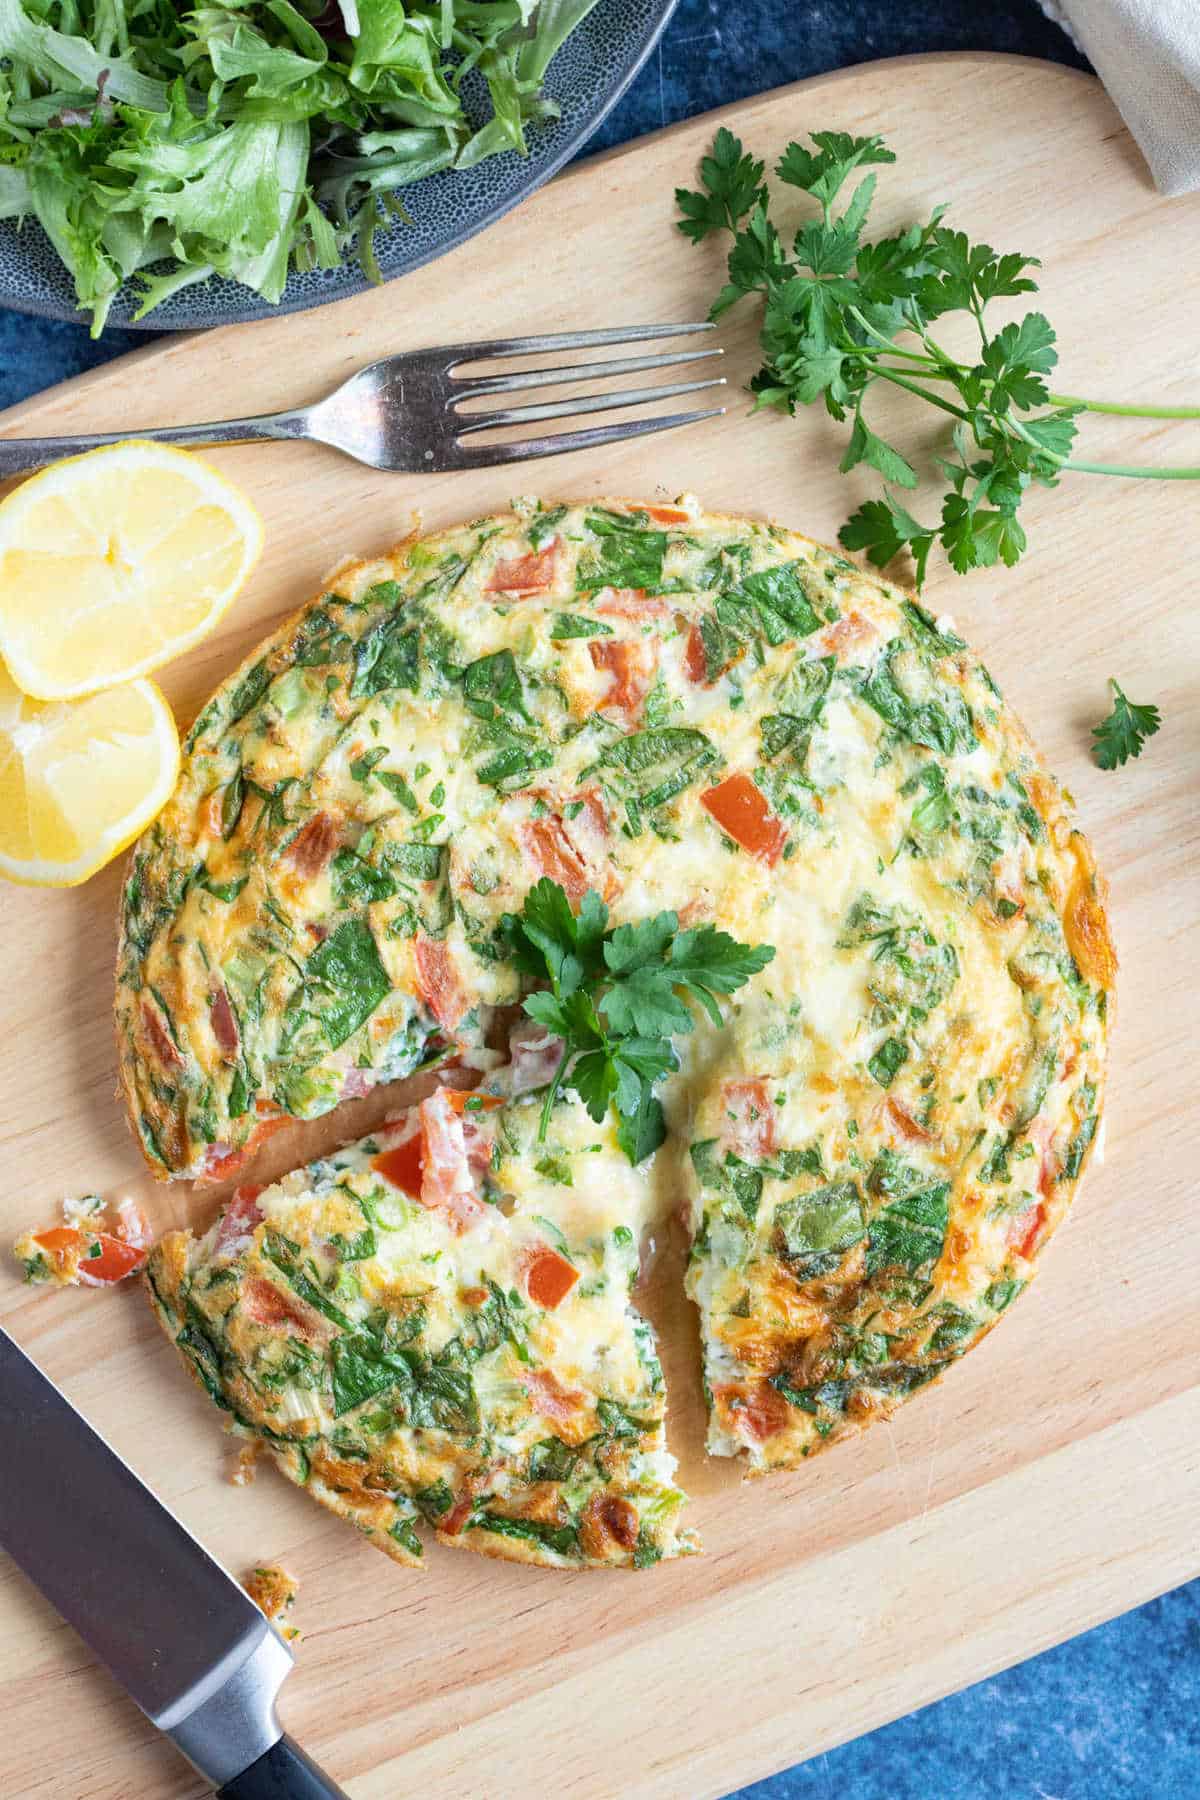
top-left (0, 409), bottom-right (313, 477)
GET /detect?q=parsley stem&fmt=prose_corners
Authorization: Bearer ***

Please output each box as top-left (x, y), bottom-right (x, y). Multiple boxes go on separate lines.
top-left (866, 364), bottom-right (972, 424)
top-left (537, 1042), bottom-right (573, 1143)
top-left (1065, 460), bottom-right (1200, 479)
top-left (1050, 394), bottom-right (1200, 419)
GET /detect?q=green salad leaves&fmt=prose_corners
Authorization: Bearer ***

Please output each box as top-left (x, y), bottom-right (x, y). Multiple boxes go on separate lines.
top-left (0, 0), bottom-right (601, 331)
top-left (500, 878), bottom-right (775, 1165)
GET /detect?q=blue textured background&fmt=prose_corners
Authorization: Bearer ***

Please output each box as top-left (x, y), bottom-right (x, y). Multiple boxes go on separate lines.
top-left (1, 3), bottom-right (1197, 1796)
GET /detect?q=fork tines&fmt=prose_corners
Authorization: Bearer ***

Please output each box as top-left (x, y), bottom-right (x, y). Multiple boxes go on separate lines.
top-left (445, 322), bottom-right (726, 466)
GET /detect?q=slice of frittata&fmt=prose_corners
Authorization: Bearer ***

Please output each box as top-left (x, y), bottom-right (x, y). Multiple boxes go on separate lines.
top-left (147, 1081), bottom-right (694, 1570)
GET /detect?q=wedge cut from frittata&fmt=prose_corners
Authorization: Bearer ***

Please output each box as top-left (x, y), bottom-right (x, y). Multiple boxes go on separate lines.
top-left (147, 1080), bottom-right (694, 1569)
top-left (126, 496), bottom-right (1114, 1505)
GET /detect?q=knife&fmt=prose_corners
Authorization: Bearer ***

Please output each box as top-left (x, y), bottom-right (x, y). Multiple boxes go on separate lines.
top-left (0, 1325), bottom-right (349, 1798)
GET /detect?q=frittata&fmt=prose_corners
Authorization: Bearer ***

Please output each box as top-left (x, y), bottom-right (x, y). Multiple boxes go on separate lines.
top-left (148, 1083), bottom-right (692, 1569)
top-left (132, 496), bottom-right (1114, 1553)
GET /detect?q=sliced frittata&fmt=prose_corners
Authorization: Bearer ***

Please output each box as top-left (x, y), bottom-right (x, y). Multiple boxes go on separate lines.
top-left (147, 1082), bottom-right (693, 1569)
top-left (128, 495), bottom-right (1113, 1526)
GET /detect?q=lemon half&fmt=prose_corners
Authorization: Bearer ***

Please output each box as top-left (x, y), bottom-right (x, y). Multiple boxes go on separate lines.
top-left (0, 664), bottom-right (180, 886)
top-left (0, 440), bottom-right (263, 700)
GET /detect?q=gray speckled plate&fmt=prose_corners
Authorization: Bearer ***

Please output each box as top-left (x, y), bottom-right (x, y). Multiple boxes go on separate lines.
top-left (0, 0), bottom-right (676, 332)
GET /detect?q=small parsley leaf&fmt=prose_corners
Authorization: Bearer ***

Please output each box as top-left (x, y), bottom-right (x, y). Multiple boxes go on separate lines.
top-left (1091, 680), bottom-right (1161, 770)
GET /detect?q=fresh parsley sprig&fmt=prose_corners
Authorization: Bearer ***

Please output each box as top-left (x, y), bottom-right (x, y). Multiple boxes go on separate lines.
top-left (1091, 680), bottom-right (1162, 769)
top-left (499, 879), bottom-right (775, 1165)
top-left (677, 127), bottom-right (1200, 587)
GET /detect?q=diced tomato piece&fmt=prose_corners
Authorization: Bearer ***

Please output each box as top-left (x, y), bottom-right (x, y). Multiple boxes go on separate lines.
top-left (522, 1246), bottom-right (580, 1310)
top-left (241, 1275), bottom-right (317, 1334)
top-left (414, 936), bottom-right (466, 1031)
top-left (523, 1368), bottom-right (584, 1424)
top-left (486, 540), bottom-right (560, 596)
top-left (373, 1091), bottom-right (487, 1233)
top-left (80, 1233), bottom-right (148, 1285)
top-left (644, 504), bottom-right (690, 526)
top-left (31, 1226), bottom-right (146, 1286)
top-left (593, 587), bottom-right (669, 619)
top-left (372, 1132), bottom-right (425, 1198)
top-left (1009, 1200), bottom-right (1047, 1260)
top-left (886, 1099), bottom-right (933, 1143)
top-left (285, 811), bottom-right (341, 878)
top-left (209, 985), bottom-right (239, 1059)
top-left (517, 788), bottom-right (617, 909)
top-left (589, 637), bottom-right (657, 718)
top-left (520, 814), bottom-right (593, 907)
top-left (142, 1000), bottom-right (183, 1071)
top-left (721, 1078), bottom-right (776, 1160)
top-left (701, 773), bottom-right (787, 866)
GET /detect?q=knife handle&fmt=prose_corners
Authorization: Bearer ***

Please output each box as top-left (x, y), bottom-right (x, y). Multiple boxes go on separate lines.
top-left (217, 1734), bottom-right (351, 1800)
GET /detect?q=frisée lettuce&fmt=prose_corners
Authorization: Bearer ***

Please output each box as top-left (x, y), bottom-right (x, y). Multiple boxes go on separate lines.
top-left (0, 0), bottom-right (602, 332)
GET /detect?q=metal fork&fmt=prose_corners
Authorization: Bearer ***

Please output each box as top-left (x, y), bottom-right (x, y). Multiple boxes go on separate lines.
top-left (0, 323), bottom-right (726, 478)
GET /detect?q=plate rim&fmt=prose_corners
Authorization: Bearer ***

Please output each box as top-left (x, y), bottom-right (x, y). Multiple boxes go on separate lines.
top-left (0, 0), bottom-right (679, 334)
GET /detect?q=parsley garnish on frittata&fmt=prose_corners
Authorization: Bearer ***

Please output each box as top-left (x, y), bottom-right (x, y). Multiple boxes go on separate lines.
top-left (677, 127), bottom-right (1200, 588)
top-left (1091, 679), bottom-right (1162, 769)
top-left (500, 879), bottom-right (775, 1165)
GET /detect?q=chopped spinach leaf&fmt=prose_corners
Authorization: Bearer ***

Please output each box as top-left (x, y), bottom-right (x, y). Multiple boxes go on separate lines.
top-left (865, 1180), bottom-right (950, 1276)
top-left (867, 1035), bottom-right (910, 1088)
top-left (474, 1512), bottom-right (579, 1557)
top-left (331, 849), bottom-right (397, 909)
top-left (579, 514), bottom-right (668, 590)
top-left (227, 659), bottom-right (271, 724)
top-left (301, 918), bottom-right (391, 1049)
top-left (351, 607), bottom-right (419, 699)
top-left (774, 1181), bottom-right (865, 1277)
top-left (551, 611), bottom-right (614, 640)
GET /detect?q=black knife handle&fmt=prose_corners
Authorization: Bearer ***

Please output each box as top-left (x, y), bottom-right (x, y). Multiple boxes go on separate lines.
top-left (218, 1734), bottom-right (351, 1800)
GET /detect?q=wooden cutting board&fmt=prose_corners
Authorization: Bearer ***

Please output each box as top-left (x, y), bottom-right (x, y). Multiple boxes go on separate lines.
top-left (1, 52), bottom-right (1197, 1800)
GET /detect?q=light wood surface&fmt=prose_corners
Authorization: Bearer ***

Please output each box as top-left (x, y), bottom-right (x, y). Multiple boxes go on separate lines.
top-left (1, 53), bottom-right (1197, 1800)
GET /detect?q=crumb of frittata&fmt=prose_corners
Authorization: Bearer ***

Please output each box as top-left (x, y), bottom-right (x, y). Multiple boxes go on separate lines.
top-left (229, 1440), bottom-right (262, 1487)
top-left (12, 1196), bottom-right (152, 1289)
top-left (244, 1564), bottom-right (301, 1642)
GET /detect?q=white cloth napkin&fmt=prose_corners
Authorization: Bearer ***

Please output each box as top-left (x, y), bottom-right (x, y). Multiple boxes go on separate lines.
top-left (1041, 0), bottom-right (1200, 194)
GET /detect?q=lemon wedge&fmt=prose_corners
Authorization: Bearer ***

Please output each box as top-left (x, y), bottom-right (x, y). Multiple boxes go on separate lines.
top-left (0, 441), bottom-right (263, 700)
top-left (0, 663), bottom-right (180, 886)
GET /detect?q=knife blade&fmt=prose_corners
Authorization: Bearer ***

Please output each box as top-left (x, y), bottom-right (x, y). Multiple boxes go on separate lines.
top-left (0, 1325), bottom-right (348, 1798)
